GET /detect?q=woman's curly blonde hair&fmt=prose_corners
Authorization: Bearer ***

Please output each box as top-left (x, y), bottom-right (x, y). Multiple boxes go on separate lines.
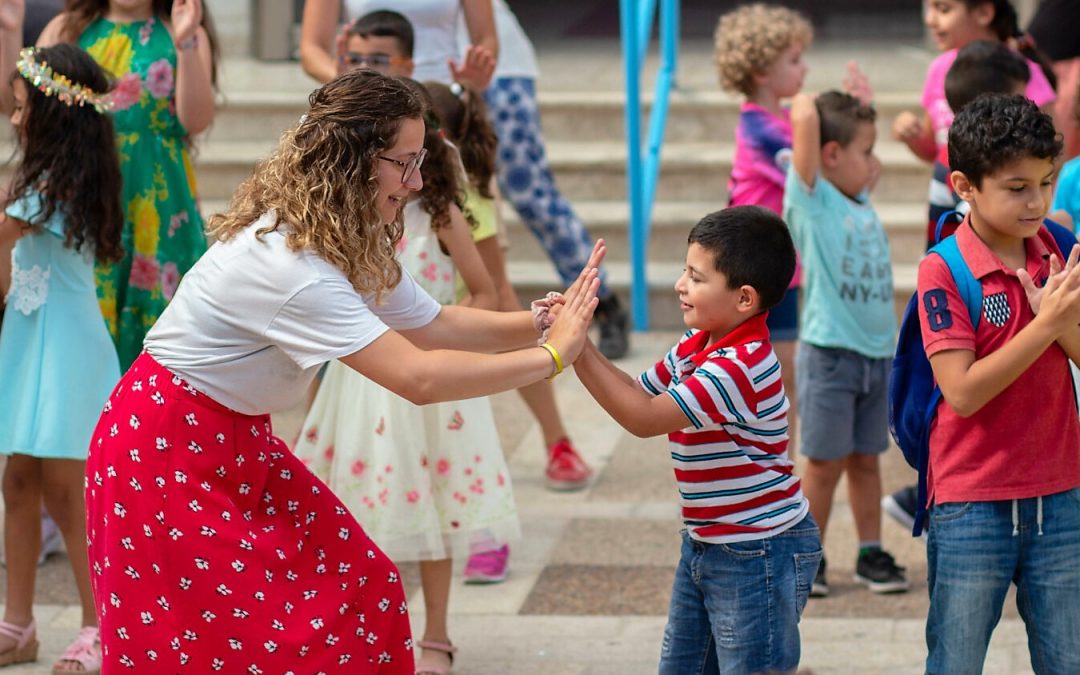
top-left (207, 70), bottom-right (425, 301)
top-left (714, 3), bottom-right (812, 98)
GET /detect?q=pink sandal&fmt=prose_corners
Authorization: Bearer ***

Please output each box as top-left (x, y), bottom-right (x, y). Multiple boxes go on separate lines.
top-left (51, 626), bottom-right (100, 675)
top-left (0, 619), bottom-right (38, 668)
top-left (415, 639), bottom-right (457, 675)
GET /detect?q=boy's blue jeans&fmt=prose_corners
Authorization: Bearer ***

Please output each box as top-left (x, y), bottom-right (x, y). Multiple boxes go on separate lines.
top-left (658, 514), bottom-right (821, 675)
top-left (926, 488), bottom-right (1080, 675)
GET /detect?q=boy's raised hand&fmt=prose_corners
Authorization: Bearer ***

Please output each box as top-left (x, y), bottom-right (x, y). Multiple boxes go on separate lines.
top-left (1019, 242), bottom-right (1080, 315)
top-left (1029, 246), bottom-right (1080, 333)
top-left (843, 60), bottom-right (874, 105)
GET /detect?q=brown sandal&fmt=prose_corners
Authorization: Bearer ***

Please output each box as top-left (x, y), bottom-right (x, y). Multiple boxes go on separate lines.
top-left (415, 639), bottom-right (457, 675)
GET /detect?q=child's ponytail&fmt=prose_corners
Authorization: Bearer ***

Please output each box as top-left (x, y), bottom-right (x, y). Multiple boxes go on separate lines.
top-left (983, 0), bottom-right (1057, 91)
top-left (397, 78), bottom-right (467, 232)
top-left (424, 81), bottom-right (498, 199)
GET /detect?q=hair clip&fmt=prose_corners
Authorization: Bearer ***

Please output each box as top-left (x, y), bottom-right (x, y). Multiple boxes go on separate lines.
top-left (15, 47), bottom-right (112, 113)
top-left (449, 81), bottom-right (465, 98)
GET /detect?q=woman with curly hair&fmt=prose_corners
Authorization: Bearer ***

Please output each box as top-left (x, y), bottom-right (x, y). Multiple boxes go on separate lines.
top-left (82, 69), bottom-right (603, 674)
top-left (293, 79), bottom-right (516, 674)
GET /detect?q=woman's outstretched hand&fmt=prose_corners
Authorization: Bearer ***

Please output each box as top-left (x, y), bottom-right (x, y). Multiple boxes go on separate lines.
top-left (544, 267), bottom-right (601, 367)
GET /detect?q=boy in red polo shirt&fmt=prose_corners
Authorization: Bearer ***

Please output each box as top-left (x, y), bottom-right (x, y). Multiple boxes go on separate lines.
top-left (918, 94), bottom-right (1080, 674)
top-left (573, 206), bottom-right (821, 674)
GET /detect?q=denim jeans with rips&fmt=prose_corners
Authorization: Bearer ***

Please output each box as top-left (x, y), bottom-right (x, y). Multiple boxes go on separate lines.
top-left (658, 514), bottom-right (821, 675)
top-left (926, 487), bottom-right (1080, 674)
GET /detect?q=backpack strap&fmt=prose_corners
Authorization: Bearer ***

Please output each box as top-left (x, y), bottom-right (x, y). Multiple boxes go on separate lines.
top-left (930, 236), bottom-right (982, 330)
top-left (1045, 217), bottom-right (1078, 262)
top-left (910, 230), bottom-right (982, 536)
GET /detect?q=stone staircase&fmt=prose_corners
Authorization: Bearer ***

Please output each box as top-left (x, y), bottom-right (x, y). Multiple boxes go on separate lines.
top-left (0, 42), bottom-right (934, 329)
top-left (196, 80), bottom-right (929, 328)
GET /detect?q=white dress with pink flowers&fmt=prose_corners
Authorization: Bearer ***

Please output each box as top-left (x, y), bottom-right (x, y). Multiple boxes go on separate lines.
top-left (293, 201), bottom-right (519, 561)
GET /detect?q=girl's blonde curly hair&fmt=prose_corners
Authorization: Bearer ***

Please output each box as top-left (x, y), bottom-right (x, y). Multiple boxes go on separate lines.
top-left (208, 70), bottom-right (426, 301)
top-left (714, 3), bottom-right (812, 98)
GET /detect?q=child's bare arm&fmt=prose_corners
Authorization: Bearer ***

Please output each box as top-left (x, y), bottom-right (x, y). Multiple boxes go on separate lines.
top-left (892, 110), bottom-right (936, 162)
top-left (439, 203), bottom-right (498, 311)
top-left (790, 93), bottom-right (820, 189)
top-left (932, 262), bottom-right (1080, 416)
top-left (573, 341), bottom-right (692, 438)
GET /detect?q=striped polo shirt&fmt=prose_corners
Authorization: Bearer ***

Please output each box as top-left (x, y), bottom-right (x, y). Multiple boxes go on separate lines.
top-left (639, 313), bottom-right (808, 543)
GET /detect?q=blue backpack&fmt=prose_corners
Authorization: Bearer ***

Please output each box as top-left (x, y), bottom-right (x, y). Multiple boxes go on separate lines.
top-left (887, 212), bottom-right (1078, 536)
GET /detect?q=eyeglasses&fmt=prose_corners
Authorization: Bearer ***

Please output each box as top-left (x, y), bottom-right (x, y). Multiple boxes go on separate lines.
top-left (379, 148), bottom-right (427, 185)
top-left (343, 52), bottom-right (408, 71)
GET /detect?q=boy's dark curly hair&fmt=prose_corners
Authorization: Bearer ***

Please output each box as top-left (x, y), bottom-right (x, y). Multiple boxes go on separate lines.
top-left (397, 78), bottom-right (466, 232)
top-left (7, 43), bottom-right (122, 262)
top-left (948, 93), bottom-right (1062, 187)
top-left (688, 205), bottom-right (795, 310)
top-left (815, 90), bottom-right (876, 148)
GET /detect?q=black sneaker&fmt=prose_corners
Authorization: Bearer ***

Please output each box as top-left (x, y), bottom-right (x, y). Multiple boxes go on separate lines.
top-left (595, 293), bottom-right (629, 360)
top-left (882, 485), bottom-right (919, 531)
top-left (854, 548), bottom-right (909, 594)
top-left (810, 557), bottom-right (828, 598)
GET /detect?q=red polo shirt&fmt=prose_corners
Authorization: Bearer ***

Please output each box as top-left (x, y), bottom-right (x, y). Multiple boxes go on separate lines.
top-left (917, 219), bottom-right (1080, 504)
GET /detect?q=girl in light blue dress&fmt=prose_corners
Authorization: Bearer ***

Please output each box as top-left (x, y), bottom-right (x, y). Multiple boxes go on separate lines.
top-left (0, 44), bottom-right (122, 673)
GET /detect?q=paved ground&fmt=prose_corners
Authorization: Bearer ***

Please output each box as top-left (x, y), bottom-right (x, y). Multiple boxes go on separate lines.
top-left (0, 331), bottom-right (1037, 674)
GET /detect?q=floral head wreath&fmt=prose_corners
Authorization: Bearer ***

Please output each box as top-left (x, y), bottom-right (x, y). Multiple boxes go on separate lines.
top-left (15, 47), bottom-right (112, 114)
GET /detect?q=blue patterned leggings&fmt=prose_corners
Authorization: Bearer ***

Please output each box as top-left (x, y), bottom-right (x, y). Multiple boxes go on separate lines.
top-left (485, 77), bottom-right (611, 296)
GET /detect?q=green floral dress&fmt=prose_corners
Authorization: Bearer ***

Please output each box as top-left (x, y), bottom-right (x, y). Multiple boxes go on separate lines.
top-left (80, 16), bottom-right (206, 368)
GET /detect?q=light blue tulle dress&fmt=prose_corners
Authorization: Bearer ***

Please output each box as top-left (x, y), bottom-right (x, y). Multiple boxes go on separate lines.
top-left (0, 190), bottom-right (120, 459)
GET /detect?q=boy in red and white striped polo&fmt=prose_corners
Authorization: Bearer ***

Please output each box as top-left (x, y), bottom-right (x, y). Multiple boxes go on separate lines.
top-left (573, 206), bottom-right (820, 674)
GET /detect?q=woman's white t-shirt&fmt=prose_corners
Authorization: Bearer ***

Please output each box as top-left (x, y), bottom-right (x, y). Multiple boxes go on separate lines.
top-left (145, 213), bottom-right (441, 415)
top-left (476, 0), bottom-right (539, 80)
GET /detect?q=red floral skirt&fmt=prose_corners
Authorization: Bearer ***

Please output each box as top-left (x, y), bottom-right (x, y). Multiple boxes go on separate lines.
top-left (85, 353), bottom-right (413, 673)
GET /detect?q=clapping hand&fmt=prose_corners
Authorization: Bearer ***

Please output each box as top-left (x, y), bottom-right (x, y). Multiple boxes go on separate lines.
top-left (544, 240), bottom-right (606, 364)
top-left (171, 0), bottom-right (202, 45)
top-left (1019, 241), bottom-right (1080, 316)
top-left (842, 60), bottom-right (873, 105)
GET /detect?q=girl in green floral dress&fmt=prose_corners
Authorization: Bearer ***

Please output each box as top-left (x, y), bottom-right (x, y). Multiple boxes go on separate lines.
top-left (0, 0), bottom-right (219, 368)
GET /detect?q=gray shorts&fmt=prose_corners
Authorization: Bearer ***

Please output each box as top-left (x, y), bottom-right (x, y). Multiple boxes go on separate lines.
top-left (796, 343), bottom-right (890, 461)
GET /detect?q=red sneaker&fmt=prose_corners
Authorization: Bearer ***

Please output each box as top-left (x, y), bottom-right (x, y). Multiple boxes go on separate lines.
top-left (545, 438), bottom-right (593, 491)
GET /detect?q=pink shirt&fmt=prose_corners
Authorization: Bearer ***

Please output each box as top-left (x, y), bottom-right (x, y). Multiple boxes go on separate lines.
top-left (729, 103), bottom-right (800, 287)
top-left (921, 48), bottom-right (1057, 151)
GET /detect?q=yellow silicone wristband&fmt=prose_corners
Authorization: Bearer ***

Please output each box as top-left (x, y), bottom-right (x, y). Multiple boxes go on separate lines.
top-left (539, 342), bottom-right (564, 379)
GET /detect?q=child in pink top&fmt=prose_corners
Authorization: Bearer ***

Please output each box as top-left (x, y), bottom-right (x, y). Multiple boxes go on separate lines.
top-left (894, 0), bottom-right (1057, 165)
top-left (713, 3), bottom-right (811, 453)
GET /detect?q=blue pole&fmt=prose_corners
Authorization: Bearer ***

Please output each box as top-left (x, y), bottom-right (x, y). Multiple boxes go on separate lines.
top-left (642, 0), bottom-right (679, 223)
top-left (636, 0), bottom-right (658, 72)
top-left (621, 0), bottom-right (649, 330)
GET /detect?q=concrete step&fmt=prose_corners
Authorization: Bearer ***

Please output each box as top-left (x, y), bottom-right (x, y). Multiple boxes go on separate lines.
top-left (204, 90), bottom-right (922, 145)
top-left (507, 259), bottom-right (918, 331)
top-left (185, 139), bottom-right (930, 204)
top-left (501, 199), bottom-right (928, 267)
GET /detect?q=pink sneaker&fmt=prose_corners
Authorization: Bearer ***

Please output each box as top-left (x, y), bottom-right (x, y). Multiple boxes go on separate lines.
top-left (463, 544), bottom-right (509, 584)
top-left (545, 438), bottom-right (593, 491)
